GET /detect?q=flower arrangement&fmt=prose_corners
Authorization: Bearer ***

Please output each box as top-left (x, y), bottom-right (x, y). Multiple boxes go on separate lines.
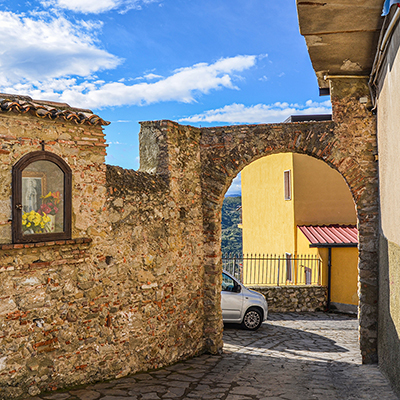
top-left (22, 210), bottom-right (52, 234)
top-left (39, 191), bottom-right (60, 216)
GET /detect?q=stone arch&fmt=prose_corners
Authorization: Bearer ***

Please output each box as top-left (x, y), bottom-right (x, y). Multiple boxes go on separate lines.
top-left (199, 120), bottom-right (378, 363)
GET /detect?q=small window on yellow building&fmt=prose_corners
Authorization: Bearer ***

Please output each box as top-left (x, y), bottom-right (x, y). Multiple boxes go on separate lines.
top-left (284, 170), bottom-right (291, 200)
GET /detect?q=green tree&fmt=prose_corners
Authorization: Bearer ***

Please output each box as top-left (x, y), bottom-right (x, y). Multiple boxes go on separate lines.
top-left (221, 196), bottom-right (242, 255)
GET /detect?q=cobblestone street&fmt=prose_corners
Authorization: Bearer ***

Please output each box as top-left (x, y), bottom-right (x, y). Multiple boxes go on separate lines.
top-left (27, 313), bottom-right (399, 400)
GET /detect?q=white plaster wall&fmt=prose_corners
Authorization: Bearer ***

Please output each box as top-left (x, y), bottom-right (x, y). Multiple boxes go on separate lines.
top-left (376, 21), bottom-right (400, 397)
top-left (377, 24), bottom-right (400, 245)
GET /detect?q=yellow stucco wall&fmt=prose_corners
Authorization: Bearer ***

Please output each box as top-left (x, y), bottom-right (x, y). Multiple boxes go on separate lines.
top-left (331, 247), bottom-right (359, 306)
top-left (242, 153), bottom-right (356, 257)
top-left (297, 227), bottom-right (358, 304)
top-left (241, 152), bottom-right (358, 306)
top-left (241, 153), bottom-right (295, 256)
top-left (296, 226), bottom-right (324, 284)
top-left (293, 154), bottom-right (357, 225)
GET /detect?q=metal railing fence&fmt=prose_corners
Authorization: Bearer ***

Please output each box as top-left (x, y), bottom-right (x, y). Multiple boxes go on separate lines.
top-left (222, 253), bottom-right (322, 286)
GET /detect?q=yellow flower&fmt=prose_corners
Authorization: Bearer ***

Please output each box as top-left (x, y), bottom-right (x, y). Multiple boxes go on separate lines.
top-left (41, 191), bottom-right (52, 200)
top-left (22, 219), bottom-right (26, 226)
top-left (26, 223), bottom-right (31, 227)
top-left (40, 222), bottom-right (45, 228)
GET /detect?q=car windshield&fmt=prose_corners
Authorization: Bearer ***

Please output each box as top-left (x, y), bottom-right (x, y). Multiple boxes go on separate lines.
top-left (222, 273), bottom-right (236, 292)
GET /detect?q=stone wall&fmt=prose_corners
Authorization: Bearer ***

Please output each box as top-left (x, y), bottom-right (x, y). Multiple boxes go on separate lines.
top-left (0, 111), bottom-right (107, 242)
top-left (0, 90), bottom-right (380, 398)
top-left (197, 81), bottom-right (378, 363)
top-left (0, 103), bottom-right (208, 399)
top-left (329, 78), bottom-right (379, 363)
top-left (253, 286), bottom-right (327, 313)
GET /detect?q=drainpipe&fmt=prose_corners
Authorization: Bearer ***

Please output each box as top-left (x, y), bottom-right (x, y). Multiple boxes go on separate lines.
top-left (369, 8), bottom-right (400, 109)
top-left (327, 247), bottom-right (332, 311)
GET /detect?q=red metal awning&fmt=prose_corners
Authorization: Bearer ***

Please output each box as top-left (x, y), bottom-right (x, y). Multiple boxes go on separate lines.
top-left (298, 225), bottom-right (358, 248)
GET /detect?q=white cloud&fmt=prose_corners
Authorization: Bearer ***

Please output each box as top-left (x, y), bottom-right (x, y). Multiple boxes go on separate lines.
top-left (0, 8), bottom-right (257, 110)
top-left (226, 173), bottom-right (242, 197)
top-left (178, 101), bottom-right (332, 124)
top-left (143, 73), bottom-right (163, 80)
top-left (41, 0), bottom-right (160, 14)
top-left (5, 55), bottom-right (257, 109)
top-left (0, 11), bottom-right (120, 87)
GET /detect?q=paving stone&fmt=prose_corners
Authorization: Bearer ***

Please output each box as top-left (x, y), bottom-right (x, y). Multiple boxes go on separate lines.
top-left (85, 383), bottom-right (116, 390)
top-left (43, 395), bottom-right (70, 400)
top-left (23, 313), bottom-right (399, 400)
top-left (68, 390), bottom-right (100, 400)
top-left (163, 387), bottom-right (186, 397)
top-left (100, 397), bottom-right (136, 400)
top-left (141, 393), bottom-right (161, 399)
top-left (97, 389), bottom-right (128, 396)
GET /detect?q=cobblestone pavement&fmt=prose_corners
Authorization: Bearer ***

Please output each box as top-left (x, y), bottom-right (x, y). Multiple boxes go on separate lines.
top-left (27, 313), bottom-right (399, 400)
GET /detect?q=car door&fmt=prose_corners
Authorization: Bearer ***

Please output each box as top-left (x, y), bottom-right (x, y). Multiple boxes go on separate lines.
top-left (221, 272), bottom-right (244, 322)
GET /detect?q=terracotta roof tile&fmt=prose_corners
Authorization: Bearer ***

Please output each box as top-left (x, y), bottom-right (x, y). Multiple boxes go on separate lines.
top-left (0, 94), bottom-right (110, 126)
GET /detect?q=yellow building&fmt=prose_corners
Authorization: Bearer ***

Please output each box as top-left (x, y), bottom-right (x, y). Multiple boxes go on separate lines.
top-left (241, 152), bottom-right (358, 313)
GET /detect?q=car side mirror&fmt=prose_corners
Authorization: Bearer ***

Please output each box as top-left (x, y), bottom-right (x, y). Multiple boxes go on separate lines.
top-left (234, 284), bottom-right (241, 293)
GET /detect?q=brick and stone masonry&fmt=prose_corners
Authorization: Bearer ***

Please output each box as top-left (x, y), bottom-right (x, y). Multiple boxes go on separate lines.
top-left (0, 82), bottom-right (378, 398)
top-left (255, 286), bottom-right (328, 313)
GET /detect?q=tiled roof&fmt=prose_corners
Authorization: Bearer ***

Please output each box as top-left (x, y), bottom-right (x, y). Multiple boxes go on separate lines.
top-left (0, 94), bottom-right (110, 126)
top-left (298, 225), bottom-right (358, 247)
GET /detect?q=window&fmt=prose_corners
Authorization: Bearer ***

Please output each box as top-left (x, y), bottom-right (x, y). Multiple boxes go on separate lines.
top-left (12, 151), bottom-right (72, 243)
top-left (222, 273), bottom-right (236, 292)
top-left (284, 170), bottom-right (291, 200)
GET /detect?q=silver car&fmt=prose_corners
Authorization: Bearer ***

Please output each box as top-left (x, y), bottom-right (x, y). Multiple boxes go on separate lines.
top-left (221, 270), bottom-right (268, 330)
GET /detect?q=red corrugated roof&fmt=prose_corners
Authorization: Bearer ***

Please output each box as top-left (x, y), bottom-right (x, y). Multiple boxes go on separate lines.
top-left (298, 225), bottom-right (358, 246)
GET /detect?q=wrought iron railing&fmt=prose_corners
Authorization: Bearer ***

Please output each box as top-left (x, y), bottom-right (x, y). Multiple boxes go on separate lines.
top-left (222, 253), bottom-right (322, 286)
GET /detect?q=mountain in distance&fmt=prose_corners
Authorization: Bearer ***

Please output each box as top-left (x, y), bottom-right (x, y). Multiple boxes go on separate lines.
top-left (221, 196), bottom-right (242, 255)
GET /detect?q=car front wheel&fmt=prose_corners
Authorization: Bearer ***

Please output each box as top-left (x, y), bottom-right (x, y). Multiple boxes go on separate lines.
top-left (241, 308), bottom-right (262, 330)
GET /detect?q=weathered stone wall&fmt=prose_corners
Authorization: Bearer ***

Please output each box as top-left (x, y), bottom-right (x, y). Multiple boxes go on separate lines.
top-left (0, 112), bottom-right (107, 242)
top-left (0, 109), bottom-right (113, 398)
top-left (253, 286), bottom-right (327, 313)
top-left (329, 78), bottom-right (379, 363)
top-left (0, 112), bottom-right (208, 398)
top-left (0, 88), bottom-right (380, 398)
top-left (197, 85), bottom-right (378, 364)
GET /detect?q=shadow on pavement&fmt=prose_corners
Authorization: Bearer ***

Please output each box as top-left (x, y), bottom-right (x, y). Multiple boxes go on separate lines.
top-left (223, 321), bottom-right (349, 354)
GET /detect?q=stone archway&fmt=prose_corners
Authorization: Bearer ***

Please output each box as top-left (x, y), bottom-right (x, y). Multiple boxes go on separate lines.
top-left (138, 81), bottom-right (378, 364)
top-left (199, 111), bottom-right (378, 363)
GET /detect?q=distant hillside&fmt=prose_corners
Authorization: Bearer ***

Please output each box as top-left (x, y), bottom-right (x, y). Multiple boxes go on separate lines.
top-left (221, 196), bottom-right (242, 254)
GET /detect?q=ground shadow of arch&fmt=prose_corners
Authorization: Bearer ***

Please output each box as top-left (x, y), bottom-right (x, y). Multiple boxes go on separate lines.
top-left (267, 312), bottom-right (357, 322)
top-left (198, 119), bottom-right (379, 363)
top-left (223, 323), bottom-right (349, 354)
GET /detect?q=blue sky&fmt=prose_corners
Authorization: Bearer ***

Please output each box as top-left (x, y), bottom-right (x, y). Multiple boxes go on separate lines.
top-left (0, 0), bottom-right (331, 195)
